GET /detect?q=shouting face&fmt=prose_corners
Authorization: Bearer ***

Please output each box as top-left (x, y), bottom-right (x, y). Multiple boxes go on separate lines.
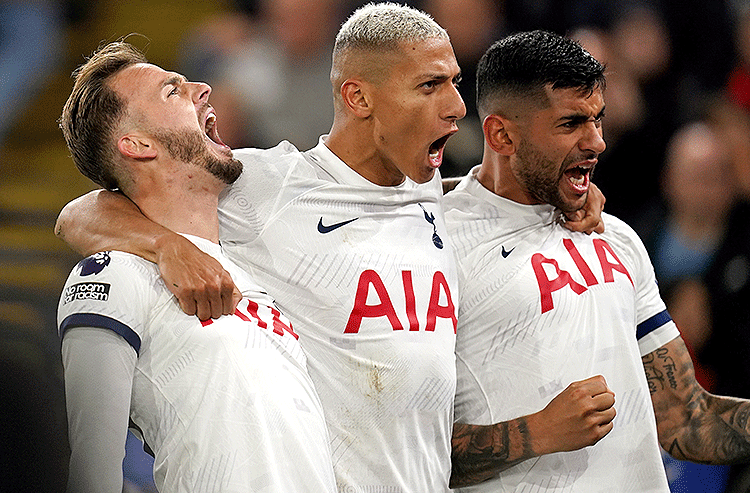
top-left (510, 85), bottom-right (606, 213)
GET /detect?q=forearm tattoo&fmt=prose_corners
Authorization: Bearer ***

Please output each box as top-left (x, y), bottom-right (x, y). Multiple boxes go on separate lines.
top-left (450, 419), bottom-right (533, 488)
top-left (644, 340), bottom-right (750, 464)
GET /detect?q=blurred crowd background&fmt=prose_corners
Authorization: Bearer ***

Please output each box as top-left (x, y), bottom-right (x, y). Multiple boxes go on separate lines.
top-left (2, 0), bottom-right (750, 491)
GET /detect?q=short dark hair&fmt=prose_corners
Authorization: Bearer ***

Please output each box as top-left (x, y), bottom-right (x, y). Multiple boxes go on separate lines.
top-left (59, 41), bottom-right (147, 190)
top-left (476, 30), bottom-right (606, 118)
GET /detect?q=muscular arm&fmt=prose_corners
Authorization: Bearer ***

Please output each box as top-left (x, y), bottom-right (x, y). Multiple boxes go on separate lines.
top-left (55, 189), bottom-right (240, 320)
top-left (450, 375), bottom-right (616, 488)
top-left (646, 336), bottom-right (750, 464)
top-left (56, 189), bottom-right (164, 259)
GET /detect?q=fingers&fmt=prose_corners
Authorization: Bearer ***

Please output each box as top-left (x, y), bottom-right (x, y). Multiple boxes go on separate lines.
top-left (575, 376), bottom-right (616, 434)
top-left (229, 286), bottom-right (242, 314)
top-left (589, 182), bottom-right (606, 208)
top-left (156, 234), bottom-right (239, 320)
top-left (590, 403), bottom-right (616, 443)
top-left (562, 183), bottom-right (607, 234)
top-left (198, 272), bottom-right (237, 321)
top-left (565, 209), bottom-right (586, 224)
top-left (570, 374), bottom-right (611, 397)
top-left (562, 209), bottom-right (604, 235)
top-left (568, 374), bottom-right (616, 421)
top-left (533, 375), bottom-right (618, 455)
top-left (176, 290), bottom-right (198, 317)
top-left (220, 284), bottom-right (241, 317)
top-left (590, 391), bottom-right (616, 414)
top-left (166, 270), bottom-right (238, 321)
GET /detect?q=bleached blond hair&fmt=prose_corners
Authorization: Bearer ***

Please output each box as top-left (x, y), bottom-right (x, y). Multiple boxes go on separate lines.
top-left (330, 2), bottom-right (449, 85)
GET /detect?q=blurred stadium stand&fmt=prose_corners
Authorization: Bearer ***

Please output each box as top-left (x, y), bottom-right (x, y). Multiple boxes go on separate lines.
top-left (0, 1), bottom-right (230, 490)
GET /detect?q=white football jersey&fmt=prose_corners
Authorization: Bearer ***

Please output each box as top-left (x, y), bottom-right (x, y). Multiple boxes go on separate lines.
top-left (444, 169), bottom-right (679, 492)
top-left (58, 236), bottom-right (336, 493)
top-left (218, 138), bottom-right (459, 493)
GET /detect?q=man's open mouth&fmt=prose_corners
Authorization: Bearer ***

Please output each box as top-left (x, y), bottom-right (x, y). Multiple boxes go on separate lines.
top-left (428, 134), bottom-right (452, 166)
top-left (204, 110), bottom-right (229, 149)
top-left (564, 164), bottom-right (593, 193)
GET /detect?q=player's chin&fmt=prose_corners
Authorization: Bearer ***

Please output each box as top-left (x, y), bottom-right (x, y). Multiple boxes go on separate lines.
top-left (558, 193), bottom-right (587, 215)
top-left (410, 164), bottom-right (438, 184)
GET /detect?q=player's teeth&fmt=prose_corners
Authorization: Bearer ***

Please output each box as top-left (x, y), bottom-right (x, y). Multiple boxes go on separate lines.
top-left (429, 149), bottom-right (438, 158)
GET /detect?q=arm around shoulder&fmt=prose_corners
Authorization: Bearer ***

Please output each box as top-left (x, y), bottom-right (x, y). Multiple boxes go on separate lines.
top-left (55, 188), bottom-right (167, 261)
top-left (55, 189), bottom-right (241, 320)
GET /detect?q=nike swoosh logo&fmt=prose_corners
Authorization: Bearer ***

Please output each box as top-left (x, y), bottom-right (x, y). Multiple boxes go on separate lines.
top-left (317, 217), bottom-right (358, 234)
top-left (501, 246), bottom-right (515, 258)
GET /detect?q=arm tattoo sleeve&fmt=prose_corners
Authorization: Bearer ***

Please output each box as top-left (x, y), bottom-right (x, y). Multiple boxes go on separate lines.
top-left (450, 419), bottom-right (533, 488)
top-left (646, 338), bottom-right (750, 464)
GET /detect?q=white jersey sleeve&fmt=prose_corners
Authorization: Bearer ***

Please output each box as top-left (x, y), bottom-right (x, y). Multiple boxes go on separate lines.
top-left (58, 251), bottom-right (158, 352)
top-left (62, 328), bottom-right (136, 493)
top-left (218, 141), bottom-right (315, 246)
top-left (57, 251), bottom-right (159, 493)
top-left (602, 213), bottom-right (681, 355)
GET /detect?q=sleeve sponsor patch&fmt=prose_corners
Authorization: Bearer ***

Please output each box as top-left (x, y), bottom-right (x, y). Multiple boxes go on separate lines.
top-left (63, 282), bottom-right (111, 304)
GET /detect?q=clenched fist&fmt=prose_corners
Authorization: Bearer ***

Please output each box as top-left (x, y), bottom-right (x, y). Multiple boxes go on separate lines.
top-left (527, 375), bottom-right (616, 456)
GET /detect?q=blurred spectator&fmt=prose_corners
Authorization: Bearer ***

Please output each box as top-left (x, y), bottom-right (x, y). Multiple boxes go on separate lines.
top-left (0, 0), bottom-right (66, 149)
top-left (178, 0), bottom-right (342, 151)
top-left (646, 119), bottom-right (738, 493)
top-left (651, 122), bottom-right (737, 291)
top-left (644, 119), bottom-right (737, 390)
top-left (571, 26), bottom-right (646, 151)
top-left (726, 4), bottom-right (750, 114)
top-left (503, 0), bottom-right (619, 33)
top-left (590, 4), bottom-right (681, 234)
top-left (701, 96), bottom-right (750, 493)
top-left (567, 1), bottom-right (734, 237)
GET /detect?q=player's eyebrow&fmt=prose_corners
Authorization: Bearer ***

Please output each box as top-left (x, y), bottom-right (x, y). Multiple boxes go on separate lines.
top-left (414, 70), bottom-right (462, 86)
top-left (558, 107), bottom-right (606, 125)
top-left (162, 74), bottom-right (187, 88)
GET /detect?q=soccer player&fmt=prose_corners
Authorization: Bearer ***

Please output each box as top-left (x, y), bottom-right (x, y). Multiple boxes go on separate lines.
top-left (444, 30), bottom-right (750, 491)
top-left (57, 41), bottom-right (336, 492)
top-left (55, 5), bottom-right (605, 492)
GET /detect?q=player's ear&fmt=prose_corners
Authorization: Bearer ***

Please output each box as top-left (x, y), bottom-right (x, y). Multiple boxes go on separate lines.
top-left (483, 114), bottom-right (516, 156)
top-left (118, 134), bottom-right (157, 160)
top-left (340, 79), bottom-right (373, 118)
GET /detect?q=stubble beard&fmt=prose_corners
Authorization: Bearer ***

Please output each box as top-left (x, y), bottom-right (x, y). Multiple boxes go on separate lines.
top-left (515, 138), bottom-right (586, 214)
top-left (154, 127), bottom-right (242, 184)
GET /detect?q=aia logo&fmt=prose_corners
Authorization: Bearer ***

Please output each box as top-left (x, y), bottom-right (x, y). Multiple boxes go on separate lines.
top-left (345, 269), bottom-right (457, 333)
top-left (533, 238), bottom-right (633, 313)
top-left (77, 252), bottom-right (111, 276)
